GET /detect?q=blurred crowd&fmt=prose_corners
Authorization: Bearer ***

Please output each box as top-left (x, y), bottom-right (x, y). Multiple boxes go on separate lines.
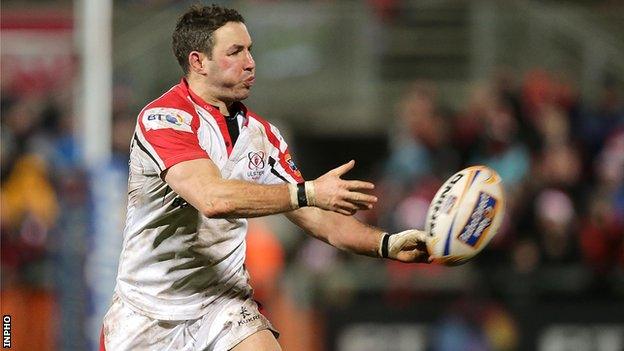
top-left (287, 69), bottom-right (623, 308)
top-left (0, 82), bottom-right (135, 283)
top-left (367, 69), bottom-right (624, 296)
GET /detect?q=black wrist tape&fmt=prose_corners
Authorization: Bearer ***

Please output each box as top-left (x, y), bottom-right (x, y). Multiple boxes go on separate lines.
top-left (381, 233), bottom-right (391, 258)
top-left (297, 182), bottom-right (308, 208)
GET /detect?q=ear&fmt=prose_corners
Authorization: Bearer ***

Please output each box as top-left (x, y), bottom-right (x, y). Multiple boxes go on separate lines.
top-left (188, 51), bottom-right (208, 74)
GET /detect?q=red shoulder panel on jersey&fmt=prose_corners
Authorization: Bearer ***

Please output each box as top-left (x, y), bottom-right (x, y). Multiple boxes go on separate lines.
top-left (137, 84), bottom-right (210, 170)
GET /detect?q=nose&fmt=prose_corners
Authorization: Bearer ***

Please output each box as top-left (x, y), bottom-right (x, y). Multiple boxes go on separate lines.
top-left (244, 50), bottom-right (255, 71)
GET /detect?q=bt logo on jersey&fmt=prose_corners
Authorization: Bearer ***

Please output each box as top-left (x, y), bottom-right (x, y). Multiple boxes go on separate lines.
top-left (142, 107), bottom-right (193, 132)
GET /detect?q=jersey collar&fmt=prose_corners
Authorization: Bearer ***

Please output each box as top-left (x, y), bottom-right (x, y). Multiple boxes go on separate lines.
top-left (179, 78), bottom-right (252, 156)
top-left (178, 78), bottom-right (249, 126)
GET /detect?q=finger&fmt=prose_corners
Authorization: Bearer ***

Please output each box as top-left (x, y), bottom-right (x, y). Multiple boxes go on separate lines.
top-left (348, 201), bottom-right (371, 210)
top-left (396, 250), bottom-right (414, 262)
top-left (398, 249), bottom-right (429, 263)
top-left (328, 160), bottom-right (355, 177)
top-left (415, 251), bottom-right (430, 263)
top-left (337, 200), bottom-right (359, 213)
top-left (344, 180), bottom-right (375, 191)
top-left (335, 207), bottom-right (355, 216)
top-left (415, 237), bottom-right (428, 251)
top-left (346, 192), bottom-right (378, 204)
top-left (352, 201), bottom-right (373, 210)
top-left (408, 232), bottom-right (428, 250)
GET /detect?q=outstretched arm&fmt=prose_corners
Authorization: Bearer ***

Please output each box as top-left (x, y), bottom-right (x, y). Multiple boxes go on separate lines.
top-left (285, 207), bottom-right (430, 263)
top-left (164, 158), bottom-right (377, 218)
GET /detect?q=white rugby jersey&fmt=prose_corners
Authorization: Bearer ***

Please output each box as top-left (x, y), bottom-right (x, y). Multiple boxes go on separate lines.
top-left (115, 78), bottom-right (303, 320)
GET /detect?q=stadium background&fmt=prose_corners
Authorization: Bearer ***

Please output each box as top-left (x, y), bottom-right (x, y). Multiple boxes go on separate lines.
top-left (1, 0), bottom-right (623, 350)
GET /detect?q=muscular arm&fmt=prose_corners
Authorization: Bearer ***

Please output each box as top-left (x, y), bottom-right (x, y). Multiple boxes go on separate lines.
top-left (164, 158), bottom-right (293, 218)
top-left (285, 207), bottom-right (384, 257)
top-left (164, 158), bottom-right (377, 219)
top-left (166, 158), bottom-right (427, 261)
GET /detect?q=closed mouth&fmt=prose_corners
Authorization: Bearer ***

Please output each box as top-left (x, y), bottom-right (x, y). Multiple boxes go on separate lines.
top-left (243, 77), bottom-right (255, 88)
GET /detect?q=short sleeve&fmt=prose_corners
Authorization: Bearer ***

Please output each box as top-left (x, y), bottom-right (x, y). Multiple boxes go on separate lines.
top-left (261, 123), bottom-right (305, 185)
top-left (135, 107), bottom-right (209, 174)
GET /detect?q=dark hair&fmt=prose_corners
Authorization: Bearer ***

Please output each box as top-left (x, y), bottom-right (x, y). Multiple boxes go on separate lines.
top-left (172, 4), bottom-right (245, 74)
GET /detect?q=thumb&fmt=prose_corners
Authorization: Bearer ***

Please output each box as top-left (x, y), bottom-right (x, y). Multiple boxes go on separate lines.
top-left (329, 160), bottom-right (355, 177)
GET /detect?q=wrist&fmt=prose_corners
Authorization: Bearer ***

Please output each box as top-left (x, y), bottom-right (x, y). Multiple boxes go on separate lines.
top-left (378, 232), bottom-right (390, 258)
top-left (288, 183), bottom-right (299, 210)
top-left (304, 181), bottom-right (316, 207)
top-left (289, 181), bottom-right (316, 209)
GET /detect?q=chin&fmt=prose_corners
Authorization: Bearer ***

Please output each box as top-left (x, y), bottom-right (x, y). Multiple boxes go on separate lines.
top-left (234, 90), bottom-right (251, 101)
top-left (221, 87), bottom-right (251, 103)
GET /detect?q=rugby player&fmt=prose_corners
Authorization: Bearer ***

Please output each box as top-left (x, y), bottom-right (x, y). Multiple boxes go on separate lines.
top-left (101, 4), bottom-right (429, 350)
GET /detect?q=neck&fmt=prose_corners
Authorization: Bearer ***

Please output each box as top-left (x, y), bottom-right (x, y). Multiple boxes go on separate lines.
top-left (187, 75), bottom-right (232, 116)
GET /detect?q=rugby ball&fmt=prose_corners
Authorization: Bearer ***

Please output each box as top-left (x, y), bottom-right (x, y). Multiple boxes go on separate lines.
top-left (425, 166), bottom-right (505, 266)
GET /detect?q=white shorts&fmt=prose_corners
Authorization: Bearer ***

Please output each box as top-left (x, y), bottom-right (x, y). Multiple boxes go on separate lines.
top-left (102, 292), bottom-right (278, 351)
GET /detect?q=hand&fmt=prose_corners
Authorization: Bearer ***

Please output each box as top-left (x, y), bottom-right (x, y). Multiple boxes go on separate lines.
top-left (311, 160), bottom-right (377, 216)
top-left (380, 229), bottom-right (431, 263)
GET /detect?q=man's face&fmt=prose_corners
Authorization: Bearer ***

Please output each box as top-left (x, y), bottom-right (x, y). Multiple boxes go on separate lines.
top-left (204, 21), bottom-right (255, 102)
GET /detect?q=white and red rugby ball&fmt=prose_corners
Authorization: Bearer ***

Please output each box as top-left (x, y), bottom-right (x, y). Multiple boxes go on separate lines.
top-left (425, 165), bottom-right (505, 266)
